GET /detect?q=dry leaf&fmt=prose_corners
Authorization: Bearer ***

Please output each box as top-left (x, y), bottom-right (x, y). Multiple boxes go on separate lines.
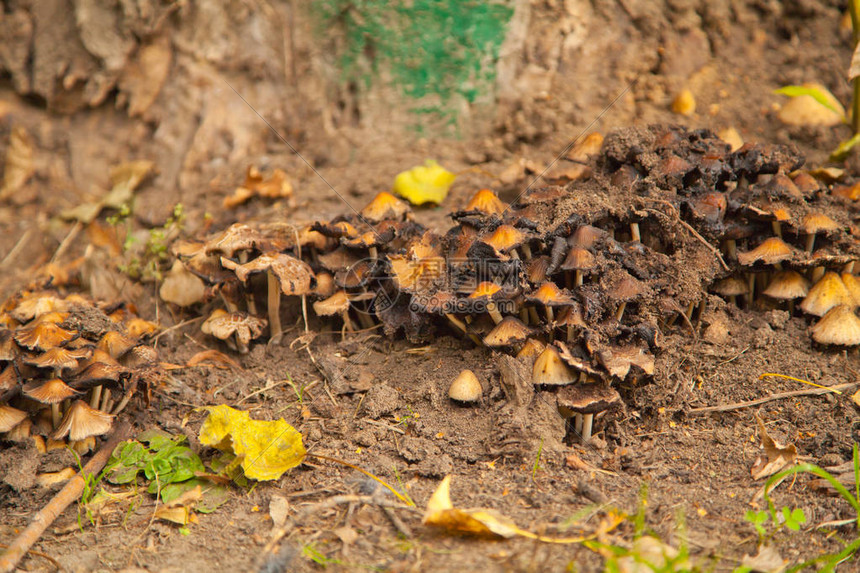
top-left (751, 415), bottom-right (797, 480)
top-left (393, 160), bottom-right (456, 205)
top-left (616, 536), bottom-right (691, 573)
top-left (565, 452), bottom-right (616, 476)
top-left (223, 167), bottom-right (294, 208)
top-left (0, 127), bottom-right (35, 200)
top-left (849, 42), bottom-right (860, 82)
top-left (740, 545), bottom-right (787, 573)
top-left (155, 505), bottom-right (199, 525)
top-left (269, 494), bottom-right (289, 528)
top-left (186, 349), bottom-right (240, 369)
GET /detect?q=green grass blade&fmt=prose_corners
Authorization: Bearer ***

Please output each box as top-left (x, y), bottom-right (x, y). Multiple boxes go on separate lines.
top-left (774, 85), bottom-right (844, 117)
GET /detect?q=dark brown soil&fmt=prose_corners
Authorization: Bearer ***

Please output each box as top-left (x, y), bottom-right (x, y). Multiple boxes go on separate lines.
top-left (2, 1), bottom-right (860, 572)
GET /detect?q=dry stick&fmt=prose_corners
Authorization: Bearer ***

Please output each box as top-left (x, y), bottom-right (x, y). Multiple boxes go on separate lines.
top-left (644, 203), bottom-right (730, 271)
top-left (0, 421), bottom-right (131, 573)
top-left (688, 382), bottom-right (857, 415)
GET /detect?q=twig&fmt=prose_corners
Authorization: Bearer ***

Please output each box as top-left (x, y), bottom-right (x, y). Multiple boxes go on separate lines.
top-left (152, 316), bottom-right (205, 344)
top-left (688, 382), bottom-right (858, 414)
top-left (0, 544), bottom-right (60, 572)
top-left (644, 202), bottom-right (730, 271)
top-left (51, 221), bottom-right (83, 264)
top-left (0, 228), bottom-right (34, 268)
top-left (363, 418), bottom-right (406, 435)
top-left (0, 421), bottom-right (131, 573)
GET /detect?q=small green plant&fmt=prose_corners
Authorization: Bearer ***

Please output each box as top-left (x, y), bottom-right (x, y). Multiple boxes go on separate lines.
top-left (531, 437), bottom-right (544, 481)
top-left (743, 506), bottom-right (807, 544)
top-left (109, 202), bottom-right (185, 281)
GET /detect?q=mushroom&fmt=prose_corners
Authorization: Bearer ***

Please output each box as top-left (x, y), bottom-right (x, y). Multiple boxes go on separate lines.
top-left (607, 273), bottom-right (645, 322)
top-left (313, 290), bottom-right (354, 337)
top-left (481, 224), bottom-right (532, 260)
top-left (464, 189), bottom-right (507, 215)
top-left (801, 212), bottom-right (840, 253)
top-left (526, 282), bottom-right (575, 325)
top-left (9, 294), bottom-right (70, 323)
top-left (448, 369), bottom-right (482, 404)
top-left (811, 305), bottom-right (860, 346)
top-left (557, 382), bottom-right (621, 442)
top-left (201, 309), bottom-right (267, 354)
top-left (14, 319), bottom-right (77, 351)
top-left (526, 255), bottom-right (550, 284)
top-left (483, 316), bottom-right (532, 350)
top-left (555, 303), bottom-right (587, 343)
top-left (98, 331), bottom-right (137, 360)
top-left (799, 272), bottom-right (854, 317)
top-left (841, 272), bottom-right (860, 306)
top-left (560, 247), bottom-right (596, 289)
top-left (468, 282), bottom-right (506, 324)
top-left (360, 191), bottom-right (412, 223)
top-left (516, 338), bottom-right (546, 362)
top-left (0, 404), bottom-right (28, 433)
top-left (711, 276), bottom-right (748, 307)
top-left (569, 225), bottom-right (606, 250)
top-left (737, 237), bottom-right (793, 268)
top-left (23, 378), bottom-right (79, 428)
top-left (52, 399), bottom-right (114, 441)
top-left (763, 270), bottom-right (810, 313)
top-left (341, 227), bottom-right (396, 260)
top-left (159, 260), bottom-right (207, 307)
top-left (221, 252), bottom-right (316, 344)
top-left (532, 345), bottom-right (576, 386)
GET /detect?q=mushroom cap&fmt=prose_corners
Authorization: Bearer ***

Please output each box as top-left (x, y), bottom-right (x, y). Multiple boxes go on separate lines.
top-left (557, 383), bottom-right (622, 416)
top-left (712, 276), bottom-right (748, 297)
top-left (468, 281), bottom-right (502, 300)
top-left (560, 247), bottom-right (596, 272)
top-left (335, 259), bottom-right (375, 289)
top-left (799, 272), bottom-right (854, 317)
top-left (296, 226), bottom-right (332, 251)
top-left (800, 212), bottom-right (840, 234)
top-left (737, 237), bottom-right (793, 266)
top-left (0, 330), bottom-right (17, 362)
top-left (10, 294), bottom-right (70, 322)
top-left (569, 225), bottom-right (606, 249)
top-left (71, 360), bottom-right (127, 390)
top-left (221, 252), bottom-right (316, 295)
top-left (0, 405), bottom-right (28, 433)
top-left (205, 223), bottom-right (261, 257)
top-left (411, 290), bottom-right (458, 314)
top-left (597, 345), bottom-right (655, 379)
top-left (317, 247), bottom-right (362, 272)
top-left (841, 273), bottom-right (860, 306)
top-left (448, 369), bottom-right (483, 402)
top-left (483, 316), bottom-right (532, 347)
top-left (313, 291), bottom-right (351, 316)
top-left (527, 282), bottom-right (575, 307)
top-left (14, 321), bottom-right (77, 350)
top-left (341, 227), bottom-right (396, 249)
top-left (98, 331), bottom-right (138, 359)
top-left (463, 189), bottom-right (507, 215)
top-left (483, 225), bottom-right (528, 253)
top-left (526, 255), bottom-right (550, 283)
top-left (25, 347), bottom-right (91, 371)
top-left (360, 192), bottom-right (411, 222)
top-left (202, 309), bottom-right (267, 345)
top-left (124, 317), bottom-right (159, 339)
top-left (763, 271), bottom-right (810, 300)
top-left (23, 378), bottom-right (79, 404)
top-left (532, 345), bottom-right (576, 385)
top-left (160, 260), bottom-right (208, 307)
top-left (811, 305), bottom-right (860, 346)
top-left (554, 304), bottom-right (587, 328)
top-left (0, 363), bottom-right (18, 393)
top-left (314, 272), bottom-right (335, 298)
top-left (516, 338), bottom-right (546, 360)
top-left (607, 273), bottom-right (645, 303)
top-left (52, 399), bottom-right (114, 441)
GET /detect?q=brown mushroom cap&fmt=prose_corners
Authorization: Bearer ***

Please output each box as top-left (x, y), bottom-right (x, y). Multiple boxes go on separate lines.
top-left (469, 282), bottom-right (503, 300)
top-left (560, 247), bottom-right (596, 272)
top-left (341, 227), bottom-right (397, 249)
top-left (448, 369), bottom-right (483, 402)
top-left (160, 260), bottom-right (208, 307)
top-left (14, 321), bottom-right (77, 351)
top-left (842, 273), bottom-right (860, 306)
top-left (799, 272), bottom-right (855, 317)
top-left (0, 405), bottom-right (28, 433)
top-left (97, 331), bottom-right (138, 359)
top-left (10, 294), bottom-right (70, 322)
top-left (360, 191), bottom-right (412, 222)
top-left (204, 223), bottom-right (261, 257)
top-left (483, 225), bottom-right (529, 253)
top-left (712, 276), bottom-right (748, 297)
top-left (569, 225), bottom-right (606, 249)
top-left (464, 189), bottom-right (508, 215)
top-left (52, 399), bottom-right (114, 441)
top-left (202, 309), bottom-right (267, 346)
top-left (532, 345), bottom-right (576, 385)
top-left (313, 291), bottom-right (351, 316)
top-left (527, 282), bottom-right (575, 307)
top-left (737, 237), bottom-right (793, 266)
top-left (811, 305), bottom-right (860, 346)
top-left (23, 378), bottom-right (79, 404)
top-left (597, 345), bottom-right (655, 379)
top-left (763, 271), bottom-right (810, 300)
top-left (221, 252), bottom-right (316, 295)
top-left (483, 316), bottom-right (532, 347)
top-left (800, 212), bottom-right (840, 235)
top-left (317, 247), bottom-right (362, 272)
top-left (0, 363), bottom-right (18, 393)
top-left (526, 256), bottom-right (550, 283)
top-left (556, 383), bottom-right (621, 417)
top-left (516, 338), bottom-right (546, 360)
top-left (25, 347), bottom-right (91, 371)
top-left (607, 273), bottom-right (645, 303)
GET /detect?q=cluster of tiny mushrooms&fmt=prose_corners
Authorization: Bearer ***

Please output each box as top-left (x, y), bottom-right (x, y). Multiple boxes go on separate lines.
top-left (0, 293), bottom-right (158, 453)
top-left (3, 125), bottom-right (859, 451)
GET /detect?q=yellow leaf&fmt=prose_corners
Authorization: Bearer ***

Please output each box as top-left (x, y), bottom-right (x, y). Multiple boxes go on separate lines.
top-left (393, 160), bottom-right (456, 205)
top-left (198, 405), bottom-right (306, 481)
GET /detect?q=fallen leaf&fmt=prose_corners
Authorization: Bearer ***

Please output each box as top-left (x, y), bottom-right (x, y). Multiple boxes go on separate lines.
top-left (393, 160), bottom-right (456, 205)
top-left (740, 545), bottom-right (787, 573)
top-left (223, 166), bottom-right (294, 209)
top-left (422, 475), bottom-right (614, 543)
top-left (155, 505), bottom-right (199, 525)
top-left (751, 415), bottom-right (797, 480)
top-left (198, 404), bottom-right (306, 481)
top-left (186, 349), bottom-right (240, 369)
top-left (61, 160), bottom-right (155, 223)
top-left (616, 536), bottom-right (691, 573)
top-left (0, 127), bottom-right (35, 200)
top-left (269, 494), bottom-right (289, 528)
top-left (565, 452), bottom-right (616, 476)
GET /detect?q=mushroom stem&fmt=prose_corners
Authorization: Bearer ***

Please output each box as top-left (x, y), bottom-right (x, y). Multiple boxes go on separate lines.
top-left (804, 233), bottom-right (816, 253)
top-left (844, 261), bottom-right (856, 274)
top-left (528, 307), bottom-right (540, 326)
top-left (90, 385), bottom-right (103, 410)
top-left (520, 308), bottom-right (530, 324)
top-left (747, 273), bottom-right (755, 301)
top-left (574, 414), bottom-right (583, 435)
top-left (445, 313), bottom-right (467, 333)
top-left (369, 246), bottom-right (378, 260)
top-left (51, 403), bottom-right (61, 428)
top-left (810, 266), bottom-right (825, 283)
top-left (771, 221), bottom-right (782, 239)
top-left (575, 270), bottom-right (584, 287)
top-left (487, 302), bottom-right (503, 325)
top-left (510, 248), bottom-right (521, 260)
top-left (356, 310), bottom-right (374, 330)
top-left (101, 389), bottom-right (113, 413)
top-left (342, 311), bottom-right (355, 333)
top-left (521, 244), bottom-right (533, 260)
top-left (267, 271), bottom-right (283, 345)
top-left (728, 295), bottom-right (737, 307)
top-left (545, 306), bottom-right (554, 324)
top-left (581, 413), bottom-right (594, 442)
top-left (301, 294), bottom-right (309, 334)
top-left (630, 222), bottom-right (641, 243)
top-left (567, 324), bottom-right (575, 343)
top-left (238, 252), bottom-right (258, 315)
top-left (220, 292), bottom-right (238, 313)
top-left (723, 239), bottom-right (737, 260)
top-left (615, 302), bottom-right (627, 322)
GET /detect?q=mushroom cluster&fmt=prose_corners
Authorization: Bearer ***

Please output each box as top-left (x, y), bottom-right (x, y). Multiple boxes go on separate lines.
top-left (1, 290), bottom-right (159, 454)
top-left (162, 125), bottom-right (858, 442)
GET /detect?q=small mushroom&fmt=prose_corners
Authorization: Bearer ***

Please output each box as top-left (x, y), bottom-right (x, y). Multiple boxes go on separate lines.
top-left (23, 378), bottom-right (79, 428)
top-left (360, 191), bottom-right (412, 223)
top-left (557, 382), bottom-right (621, 442)
top-left (98, 331), bottom-right (137, 360)
top-left (481, 225), bottom-right (532, 259)
top-left (10, 294), bottom-right (70, 322)
top-left (711, 276), bottom-right (748, 307)
top-left (313, 290), bottom-right (354, 337)
top-left (763, 270), bottom-right (810, 313)
top-left (811, 305), bottom-right (860, 346)
top-left (560, 247), bottom-right (596, 288)
top-left (568, 225), bottom-right (606, 250)
top-left (0, 405), bottom-right (28, 433)
top-left (607, 273), bottom-right (645, 322)
top-left (463, 189), bottom-right (507, 215)
top-left (468, 282), bottom-right (506, 325)
top-left (516, 338), bottom-right (546, 362)
top-left (526, 255), bottom-right (550, 284)
top-left (532, 345), bottom-right (576, 386)
top-left (737, 237), bottom-right (793, 267)
top-left (800, 212), bottom-right (840, 253)
top-left (526, 282), bottom-right (575, 325)
top-left (201, 309), bottom-right (267, 353)
top-left (341, 227), bottom-right (396, 260)
top-left (483, 316), bottom-right (532, 349)
top-left (448, 369), bottom-right (482, 404)
top-left (799, 272), bottom-right (854, 317)
top-left (14, 320), bottom-right (77, 350)
top-left (52, 399), bottom-right (114, 441)
top-left (159, 260), bottom-right (207, 307)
